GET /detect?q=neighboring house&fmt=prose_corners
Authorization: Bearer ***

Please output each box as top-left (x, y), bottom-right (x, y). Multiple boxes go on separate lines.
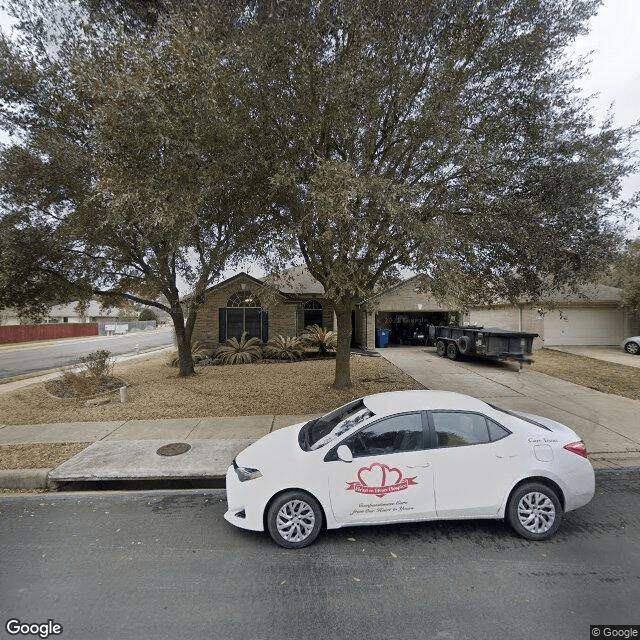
top-left (0, 300), bottom-right (170, 326)
top-left (464, 285), bottom-right (640, 348)
top-left (190, 267), bottom-right (639, 349)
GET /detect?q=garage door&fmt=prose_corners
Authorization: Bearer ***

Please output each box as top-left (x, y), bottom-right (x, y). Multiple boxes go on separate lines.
top-left (544, 308), bottom-right (624, 346)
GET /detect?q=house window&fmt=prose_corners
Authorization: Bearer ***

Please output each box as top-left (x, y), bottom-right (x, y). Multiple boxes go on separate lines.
top-left (62, 317), bottom-right (69, 323)
top-left (219, 290), bottom-right (267, 343)
top-left (304, 299), bottom-right (323, 328)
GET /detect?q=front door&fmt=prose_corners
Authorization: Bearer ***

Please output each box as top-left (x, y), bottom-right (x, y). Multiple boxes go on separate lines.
top-left (326, 412), bottom-right (435, 525)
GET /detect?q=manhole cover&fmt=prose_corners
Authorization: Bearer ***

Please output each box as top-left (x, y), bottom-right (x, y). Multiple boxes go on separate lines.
top-left (156, 443), bottom-right (191, 457)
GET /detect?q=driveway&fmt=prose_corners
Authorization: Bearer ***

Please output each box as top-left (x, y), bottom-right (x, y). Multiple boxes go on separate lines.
top-left (378, 346), bottom-right (640, 466)
top-left (549, 345), bottom-right (640, 369)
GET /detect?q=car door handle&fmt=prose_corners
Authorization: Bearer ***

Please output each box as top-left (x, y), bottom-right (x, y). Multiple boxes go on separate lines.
top-left (407, 463), bottom-right (431, 468)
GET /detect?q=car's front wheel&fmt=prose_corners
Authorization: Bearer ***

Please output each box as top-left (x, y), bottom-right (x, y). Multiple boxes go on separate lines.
top-left (624, 341), bottom-right (639, 355)
top-left (267, 491), bottom-right (323, 549)
top-left (507, 482), bottom-right (563, 541)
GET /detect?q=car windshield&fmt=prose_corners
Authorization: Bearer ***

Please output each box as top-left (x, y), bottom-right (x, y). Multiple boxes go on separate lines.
top-left (298, 399), bottom-right (374, 451)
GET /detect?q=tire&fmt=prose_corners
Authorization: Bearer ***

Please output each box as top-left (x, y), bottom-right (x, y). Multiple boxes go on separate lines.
top-left (266, 490), bottom-right (323, 549)
top-left (507, 482), bottom-right (563, 541)
top-left (624, 341), bottom-right (639, 355)
top-left (446, 342), bottom-right (459, 360)
top-left (436, 340), bottom-right (446, 357)
top-left (457, 335), bottom-right (473, 355)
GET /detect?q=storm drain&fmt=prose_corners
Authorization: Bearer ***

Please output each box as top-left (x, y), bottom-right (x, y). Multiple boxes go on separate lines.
top-left (156, 443), bottom-right (191, 457)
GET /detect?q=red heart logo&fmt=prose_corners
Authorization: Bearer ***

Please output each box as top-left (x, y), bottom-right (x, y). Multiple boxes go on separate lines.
top-left (358, 463), bottom-right (385, 488)
top-left (357, 463), bottom-right (403, 488)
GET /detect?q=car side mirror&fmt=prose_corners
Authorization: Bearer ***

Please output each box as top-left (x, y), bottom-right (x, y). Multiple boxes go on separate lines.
top-left (337, 445), bottom-right (353, 463)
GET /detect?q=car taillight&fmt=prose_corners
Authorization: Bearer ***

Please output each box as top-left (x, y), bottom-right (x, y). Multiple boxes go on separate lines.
top-left (564, 441), bottom-right (588, 458)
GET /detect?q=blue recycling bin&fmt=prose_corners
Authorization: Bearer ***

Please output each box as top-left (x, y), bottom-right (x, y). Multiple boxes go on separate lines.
top-left (377, 329), bottom-right (389, 348)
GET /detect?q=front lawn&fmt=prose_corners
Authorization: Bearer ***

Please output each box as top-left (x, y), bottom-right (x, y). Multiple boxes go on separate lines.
top-left (0, 353), bottom-right (422, 425)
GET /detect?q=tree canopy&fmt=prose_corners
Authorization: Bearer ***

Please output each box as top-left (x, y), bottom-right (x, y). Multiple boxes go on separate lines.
top-left (246, 0), bottom-right (638, 385)
top-left (0, 0), bottom-right (268, 375)
top-left (1, 0), bottom-right (637, 386)
top-left (613, 238), bottom-right (640, 315)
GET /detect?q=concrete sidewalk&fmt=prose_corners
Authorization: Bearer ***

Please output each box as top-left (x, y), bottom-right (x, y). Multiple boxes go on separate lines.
top-left (0, 415), bottom-right (320, 490)
top-left (2, 346), bottom-right (639, 491)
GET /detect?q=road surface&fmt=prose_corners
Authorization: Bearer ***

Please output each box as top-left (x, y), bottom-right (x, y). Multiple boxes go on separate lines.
top-left (1, 472), bottom-right (638, 640)
top-left (0, 327), bottom-right (174, 380)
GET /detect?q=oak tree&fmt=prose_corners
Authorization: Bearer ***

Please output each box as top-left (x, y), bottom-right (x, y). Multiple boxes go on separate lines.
top-left (247, 0), bottom-right (637, 387)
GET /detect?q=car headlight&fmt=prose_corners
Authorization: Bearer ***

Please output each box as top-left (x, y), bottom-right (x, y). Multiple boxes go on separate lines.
top-left (233, 459), bottom-right (263, 482)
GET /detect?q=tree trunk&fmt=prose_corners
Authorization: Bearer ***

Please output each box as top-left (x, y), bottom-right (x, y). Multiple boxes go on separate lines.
top-left (171, 306), bottom-right (195, 377)
top-left (333, 302), bottom-right (353, 389)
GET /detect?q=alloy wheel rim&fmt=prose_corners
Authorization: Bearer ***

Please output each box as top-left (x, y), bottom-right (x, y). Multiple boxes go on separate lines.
top-left (276, 499), bottom-right (315, 542)
top-left (517, 491), bottom-right (555, 533)
top-left (627, 343), bottom-right (639, 354)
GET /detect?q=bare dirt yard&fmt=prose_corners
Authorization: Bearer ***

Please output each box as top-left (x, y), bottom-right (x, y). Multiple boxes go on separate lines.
top-left (530, 349), bottom-right (640, 401)
top-left (1, 348), bottom-right (638, 475)
top-left (0, 353), bottom-right (422, 426)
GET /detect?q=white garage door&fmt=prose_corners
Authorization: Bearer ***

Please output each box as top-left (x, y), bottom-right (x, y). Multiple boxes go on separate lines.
top-left (544, 308), bottom-right (624, 346)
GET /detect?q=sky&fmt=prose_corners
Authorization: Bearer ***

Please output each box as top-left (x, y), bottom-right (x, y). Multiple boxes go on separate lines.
top-left (1, 0), bottom-right (639, 245)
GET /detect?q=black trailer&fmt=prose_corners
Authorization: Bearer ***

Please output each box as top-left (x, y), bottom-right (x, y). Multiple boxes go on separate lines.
top-left (430, 325), bottom-right (538, 362)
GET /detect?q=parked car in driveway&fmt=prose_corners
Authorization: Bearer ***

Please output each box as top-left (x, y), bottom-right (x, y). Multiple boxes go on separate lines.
top-left (621, 336), bottom-right (640, 355)
top-left (224, 390), bottom-right (595, 548)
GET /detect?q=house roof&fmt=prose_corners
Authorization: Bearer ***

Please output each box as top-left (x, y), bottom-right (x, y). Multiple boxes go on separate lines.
top-left (201, 271), bottom-right (297, 302)
top-left (543, 284), bottom-right (622, 304)
top-left (261, 265), bottom-right (326, 295)
top-left (202, 271), bottom-right (268, 294)
top-left (362, 274), bottom-right (427, 304)
top-left (46, 301), bottom-right (122, 317)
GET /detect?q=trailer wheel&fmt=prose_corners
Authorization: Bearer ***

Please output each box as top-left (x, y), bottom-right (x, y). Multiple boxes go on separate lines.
top-left (436, 340), bottom-right (446, 357)
top-left (446, 342), bottom-right (459, 360)
top-left (457, 335), bottom-right (472, 355)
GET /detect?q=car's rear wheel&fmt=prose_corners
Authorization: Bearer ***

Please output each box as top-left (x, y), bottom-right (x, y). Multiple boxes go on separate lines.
top-left (267, 491), bottom-right (323, 549)
top-left (507, 483), bottom-right (562, 541)
top-left (624, 341), bottom-right (639, 355)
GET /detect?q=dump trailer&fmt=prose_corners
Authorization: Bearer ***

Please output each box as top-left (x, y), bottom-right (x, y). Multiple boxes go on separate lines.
top-left (430, 325), bottom-right (538, 362)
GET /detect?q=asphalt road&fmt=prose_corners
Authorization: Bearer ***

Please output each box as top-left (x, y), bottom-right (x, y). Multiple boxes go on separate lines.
top-left (1, 472), bottom-right (638, 640)
top-left (0, 327), bottom-right (174, 380)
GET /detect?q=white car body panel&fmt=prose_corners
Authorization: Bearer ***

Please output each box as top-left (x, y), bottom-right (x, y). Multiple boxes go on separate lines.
top-left (224, 391), bottom-right (595, 537)
top-left (327, 449), bottom-right (435, 525)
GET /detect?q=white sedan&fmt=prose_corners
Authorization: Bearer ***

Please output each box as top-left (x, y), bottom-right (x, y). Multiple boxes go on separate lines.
top-left (224, 391), bottom-right (595, 548)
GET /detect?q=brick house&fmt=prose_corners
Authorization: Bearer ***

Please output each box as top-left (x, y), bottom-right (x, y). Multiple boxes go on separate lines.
top-left (192, 268), bottom-right (639, 349)
top-left (191, 269), bottom-right (335, 346)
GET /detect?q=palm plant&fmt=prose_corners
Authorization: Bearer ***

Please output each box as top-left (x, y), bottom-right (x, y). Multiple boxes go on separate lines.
top-left (264, 335), bottom-right (304, 361)
top-left (170, 340), bottom-right (215, 367)
top-left (215, 332), bottom-right (263, 365)
top-left (300, 324), bottom-right (337, 356)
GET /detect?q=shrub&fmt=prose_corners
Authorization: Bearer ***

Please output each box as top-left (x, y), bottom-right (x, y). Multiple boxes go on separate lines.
top-left (79, 350), bottom-right (114, 378)
top-left (264, 335), bottom-right (303, 361)
top-left (215, 332), bottom-right (263, 365)
top-left (138, 308), bottom-right (158, 322)
top-left (300, 325), bottom-right (337, 355)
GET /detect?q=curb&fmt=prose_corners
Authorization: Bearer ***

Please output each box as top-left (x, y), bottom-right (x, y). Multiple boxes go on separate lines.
top-left (0, 468), bottom-right (52, 490)
top-left (1, 466), bottom-right (638, 492)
